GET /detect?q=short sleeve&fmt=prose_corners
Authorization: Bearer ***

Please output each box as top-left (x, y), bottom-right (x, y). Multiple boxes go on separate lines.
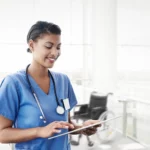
top-left (67, 76), bottom-right (77, 111)
top-left (0, 76), bottom-right (19, 121)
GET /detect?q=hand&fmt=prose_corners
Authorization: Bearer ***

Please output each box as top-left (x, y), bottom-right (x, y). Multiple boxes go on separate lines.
top-left (37, 121), bottom-right (74, 138)
top-left (81, 120), bottom-right (101, 136)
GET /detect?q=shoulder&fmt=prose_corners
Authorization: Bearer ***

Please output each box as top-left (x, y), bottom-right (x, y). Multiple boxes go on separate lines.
top-left (0, 70), bottom-right (26, 87)
top-left (50, 71), bottom-right (70, 82)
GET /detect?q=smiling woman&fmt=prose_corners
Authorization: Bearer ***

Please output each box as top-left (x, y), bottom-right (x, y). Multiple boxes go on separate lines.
top-left (0, 21), bottom-right (100, 150)
top-left (27, 21), bottom-right (61, 68)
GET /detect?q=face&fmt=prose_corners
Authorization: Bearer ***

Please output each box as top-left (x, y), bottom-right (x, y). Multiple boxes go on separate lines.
top-left (29, 33), bottom-right (61, 68)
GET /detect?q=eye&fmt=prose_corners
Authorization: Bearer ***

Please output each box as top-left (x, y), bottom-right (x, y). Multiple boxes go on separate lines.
top-left (57, 45), bottom-right (61, 50)
top-left (45, 44), bottom-right (53, 49)
top-left (45, 46), bottom-right (52, 49)
top-left (57, 47), bottom-right (61, 50)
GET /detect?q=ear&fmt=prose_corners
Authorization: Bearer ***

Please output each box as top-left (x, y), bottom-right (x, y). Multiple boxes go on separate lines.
top-left (28, 39), bottom-right (34, 53)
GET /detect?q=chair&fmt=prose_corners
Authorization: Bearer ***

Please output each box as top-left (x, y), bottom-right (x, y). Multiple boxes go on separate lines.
top-left (70, 91), bottom-right (112, 146)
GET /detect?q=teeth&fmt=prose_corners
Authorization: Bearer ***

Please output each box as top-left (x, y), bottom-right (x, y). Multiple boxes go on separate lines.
top-left (48, 58), bottom-right (55, 61)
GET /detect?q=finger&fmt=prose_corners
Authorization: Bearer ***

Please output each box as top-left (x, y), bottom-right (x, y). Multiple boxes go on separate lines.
top-left (86, 120), bottom-right (99, 124)
top-left (54, 123), bottom-right (69, 129)
top-left (84, 127), bottom-right (97, 132)
top-left (59, 122), bottom-right (74, 129)
top-left (84, 120), bottom-right (101, 127)
top-left (83, 130), bottom-right (97, 136)
top-left (86, 128), bottom-right (97, 133)
top-left (93, 124), bottom-right (101, 128)
top-left (53, 129), bottom-right (61, 133)
top-left (54, 122), bottom-right (73, 129)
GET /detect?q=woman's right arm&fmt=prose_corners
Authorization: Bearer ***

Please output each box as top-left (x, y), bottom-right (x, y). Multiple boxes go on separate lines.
top-left (0, 116), bottom-right (74, 143)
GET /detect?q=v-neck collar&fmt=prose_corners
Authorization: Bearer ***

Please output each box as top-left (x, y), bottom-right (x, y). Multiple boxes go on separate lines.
top-left (28, 74), bottom-right (52, 96)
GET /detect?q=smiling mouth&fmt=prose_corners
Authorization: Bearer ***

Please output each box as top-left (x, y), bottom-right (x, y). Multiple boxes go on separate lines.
top-left (46, 57), bottom-right (56, 63)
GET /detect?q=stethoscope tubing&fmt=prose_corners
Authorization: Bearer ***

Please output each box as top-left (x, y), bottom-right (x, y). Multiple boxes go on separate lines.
top-left (25, 64), bottom-right (63, 123)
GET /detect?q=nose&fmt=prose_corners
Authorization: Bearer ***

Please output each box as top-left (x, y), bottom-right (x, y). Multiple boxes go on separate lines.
top-left (50, 47), bottom-right (59, 57)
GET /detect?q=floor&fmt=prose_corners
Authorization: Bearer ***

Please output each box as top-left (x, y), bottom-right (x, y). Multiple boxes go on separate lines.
top-left (71, 132), bottom-right (149, 150)
top-left (0, 132), bottom-right (148, 150)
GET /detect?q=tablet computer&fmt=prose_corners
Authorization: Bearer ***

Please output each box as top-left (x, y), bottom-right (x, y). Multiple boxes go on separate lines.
top-left (48, 115), bottom-right (122, 140)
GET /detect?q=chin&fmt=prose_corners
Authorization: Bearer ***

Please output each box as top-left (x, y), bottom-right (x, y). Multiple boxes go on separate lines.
top-left (47, 63), bottom-right (54, 68)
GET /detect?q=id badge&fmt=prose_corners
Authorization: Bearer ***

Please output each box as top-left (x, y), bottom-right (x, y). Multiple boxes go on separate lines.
top-left (62, 98), bottom-right (70, 110)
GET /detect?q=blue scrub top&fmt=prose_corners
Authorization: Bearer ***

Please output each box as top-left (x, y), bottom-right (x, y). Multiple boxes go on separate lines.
top-left (0, 70), bottom-right (77, 150)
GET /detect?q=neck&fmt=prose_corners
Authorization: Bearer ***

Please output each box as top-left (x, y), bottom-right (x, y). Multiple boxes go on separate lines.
top-left (28, 61), bottom-right (49, 78)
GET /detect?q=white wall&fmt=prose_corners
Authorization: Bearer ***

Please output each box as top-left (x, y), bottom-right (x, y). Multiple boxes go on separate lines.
top-left (116, 0), bottom-right (150, 145)
top-left (117, 0), bottom-right (150, 72)
top-left (117, 0), bottom-right (150, 100)
top-left (117, 0), bottom-right (150, 46)
top-left (1, 0), bottom-right (150, 101)
top-left (91, 0), bottom-right (117, 94)
top-left (0, 0), bottom-right (94, 104)
top-left (0, 0), bottom-right (92, 73)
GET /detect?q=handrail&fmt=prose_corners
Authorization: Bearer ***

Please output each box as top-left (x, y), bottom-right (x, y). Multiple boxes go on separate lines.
top-left (118, 96), bottom-right (150, 143)
top-left (118, 97), bottom-right (150, 105)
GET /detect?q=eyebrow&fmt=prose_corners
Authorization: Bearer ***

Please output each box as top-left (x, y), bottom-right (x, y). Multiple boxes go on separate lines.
top-left (45, 42), bottom-right (61, 45)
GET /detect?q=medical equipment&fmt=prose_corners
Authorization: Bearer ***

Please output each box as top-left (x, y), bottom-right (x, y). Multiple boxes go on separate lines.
top-left (97, 110), bottom-right (117, 142)
top-left (26, 64), bottom-right (65, 123)
top-left (70, 91), bottom-right (111, 146)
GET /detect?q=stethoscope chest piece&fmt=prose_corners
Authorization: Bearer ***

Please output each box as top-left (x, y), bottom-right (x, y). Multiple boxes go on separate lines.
top-left (56, 106), bottom-right (65, 115)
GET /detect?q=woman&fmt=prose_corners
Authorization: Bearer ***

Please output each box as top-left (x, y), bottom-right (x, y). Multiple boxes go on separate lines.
top-left (0, 21), bottom-right (99, 150)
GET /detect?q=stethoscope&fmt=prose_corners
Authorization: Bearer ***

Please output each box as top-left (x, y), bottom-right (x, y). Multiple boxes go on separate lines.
top-left (26, 64), bottom-right (65, 123)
